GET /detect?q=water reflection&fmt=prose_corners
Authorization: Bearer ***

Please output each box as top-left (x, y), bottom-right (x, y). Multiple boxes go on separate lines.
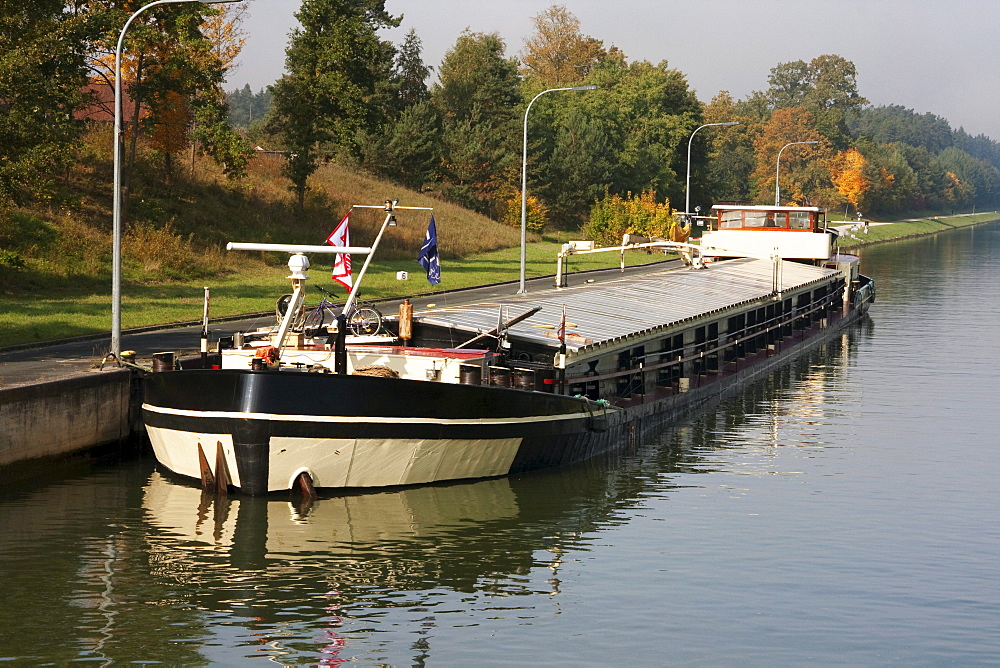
top-left (646, 323), bottom-right (869, 479)
top-left (0, 317), bottom-right (869, 665)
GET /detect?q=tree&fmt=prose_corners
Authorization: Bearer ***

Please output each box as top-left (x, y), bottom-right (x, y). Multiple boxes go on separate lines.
top-left (831, 148), bottom-right (869, 210)
top-left (393, 29), bottom-right (430, 109)
top-left (857, 141), bottom-right (918, 214)
top-left (520, 4), bottom-right (605, 86)
top-left (849, 105), bottom-right (953, 154)
top-left (268, 0), bottom-right (399, 211)
top-left (702, 91), bottom-right (758, 203)
top-left (434, 30), bottom-right (520, 126)
top-left (935, 146), bottom-right (1000, 210)
top-left (356, 100), bottom-right (439, 189)
top-left (583, 190), bottom-right (674, 246)
top-left (84, 1), bottom-right (247, 204)
top-left (354, 27), bottom-right (434, 187)
top-left (0, 0), bottom-right (91, 203)
top-left (538, 106), bottom-right (613, 227)
top-left (752, 106), bottom-right (830, 205)
top-left (148, 88), bottom-right (190, 182)
top-left (766, 54), bottom-right (867, 147)
top-left (595, 60), bottom-right (702, 206)
top-left (432, 30), bottom-right (520, 217)
top-left (226, 84), bottom-right (272, 128)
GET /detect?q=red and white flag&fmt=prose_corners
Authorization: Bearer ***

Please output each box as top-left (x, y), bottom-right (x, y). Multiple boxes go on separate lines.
top-left (325, 213), bottom-right (353, 291)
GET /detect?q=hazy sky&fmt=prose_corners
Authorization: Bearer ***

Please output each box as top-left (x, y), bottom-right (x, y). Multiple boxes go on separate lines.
top-left (229, 0), bottom-right (1000, 141)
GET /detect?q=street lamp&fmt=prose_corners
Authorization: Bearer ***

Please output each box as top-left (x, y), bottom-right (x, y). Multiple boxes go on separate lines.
top-left (774, 140), bottom-right (819, 207)
top-left (111, 0), bottom-right (244, 359)
top-left (685, 121), bottom-right (739, 219)
top-left (518, 84), bottom-right (597, 294)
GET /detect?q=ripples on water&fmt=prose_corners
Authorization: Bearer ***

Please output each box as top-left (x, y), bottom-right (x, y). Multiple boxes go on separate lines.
top-left (1, 224), bottom-right (998, 664)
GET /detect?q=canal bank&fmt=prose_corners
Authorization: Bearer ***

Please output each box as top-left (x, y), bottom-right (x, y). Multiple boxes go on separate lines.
top-left (834, 211), bottom-right (1000, 249)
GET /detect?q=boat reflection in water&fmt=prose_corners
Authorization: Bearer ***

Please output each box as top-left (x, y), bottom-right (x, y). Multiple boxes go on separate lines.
top-left (139, 463), bottom-right (630, 664)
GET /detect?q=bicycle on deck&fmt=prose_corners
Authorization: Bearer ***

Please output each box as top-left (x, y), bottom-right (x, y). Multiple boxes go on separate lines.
top-left (275, 285), bottom-right (383, 336)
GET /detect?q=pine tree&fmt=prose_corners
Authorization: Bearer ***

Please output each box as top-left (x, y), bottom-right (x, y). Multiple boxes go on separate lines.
top-left (268, 0), bottom-right (399, 212)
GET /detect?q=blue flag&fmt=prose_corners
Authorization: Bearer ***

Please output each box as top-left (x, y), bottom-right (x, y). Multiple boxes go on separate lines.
top-left (418, 215), bottom-right (441, 285)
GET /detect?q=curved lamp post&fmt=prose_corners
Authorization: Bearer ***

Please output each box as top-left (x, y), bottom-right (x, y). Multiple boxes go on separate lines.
top-left (518, 84), bottom-right (597, 295)
top-left (685, 121), bottom-right (739, 218)
top-left (111, 0), bottom-right (244, 359)
top-left (774, 140), bottom-right (819, 207)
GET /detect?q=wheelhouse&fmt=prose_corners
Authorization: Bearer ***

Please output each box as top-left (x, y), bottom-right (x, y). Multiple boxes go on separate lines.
top-left (700, 205), bottom-right (834, 262)
top-left (713, 205), bottom-right (825, 232)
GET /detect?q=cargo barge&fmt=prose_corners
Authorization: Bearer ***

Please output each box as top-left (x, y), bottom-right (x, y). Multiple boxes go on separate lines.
top-left (142, 201), bottom-right (874, 495)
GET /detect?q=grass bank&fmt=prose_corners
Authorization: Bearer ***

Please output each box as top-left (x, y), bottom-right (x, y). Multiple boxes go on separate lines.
top-left (0, 233), bottom-right (665, 349)
top-left (835, 212), bottom-right (1000, 249)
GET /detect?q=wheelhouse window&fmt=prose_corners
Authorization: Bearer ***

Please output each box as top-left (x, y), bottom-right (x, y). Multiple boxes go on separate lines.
top-left (789, 211), bottom-right (812, 229)
top-left (720, 211), bottom-right (742, 229)
top-left (714, 208), bottom-right (817, 231)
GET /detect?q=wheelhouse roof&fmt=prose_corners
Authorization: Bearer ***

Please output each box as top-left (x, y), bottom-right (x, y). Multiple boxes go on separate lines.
top-left (712, 204), bottom-right (824, 213)
top-left (415, 258), bottom-right (839, 355)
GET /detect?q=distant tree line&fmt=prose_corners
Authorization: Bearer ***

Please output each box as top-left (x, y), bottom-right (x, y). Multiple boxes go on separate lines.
top-left (250, 2), bottom-right (1000, 225)
top-left (226, 84), bottom-right (272, 130)
top-left (4, 1), bottom-right (999, 233)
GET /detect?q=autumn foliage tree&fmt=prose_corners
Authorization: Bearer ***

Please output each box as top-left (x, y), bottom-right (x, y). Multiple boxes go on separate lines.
top-left (831, 147), bottom-right (869, 211)
top-left (84, 1), bottom-right (249, 200)
top-left (752, 107), bottom-right (830, 205)
top-left (520, 4), bottom-right (606, 86)
top-left (582, 190), bottom-right (674, 246)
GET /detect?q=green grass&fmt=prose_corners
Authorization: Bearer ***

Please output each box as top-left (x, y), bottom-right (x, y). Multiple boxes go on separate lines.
top-left (0, 236), bottom-right (669, 348)
top-left (4, 210), bottom-right (997, 349)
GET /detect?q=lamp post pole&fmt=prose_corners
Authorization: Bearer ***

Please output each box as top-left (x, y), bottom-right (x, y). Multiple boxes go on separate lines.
top-left (774, 140), bottom-right (819, 207)
top-left (111, 0), bottom-right (243, 359)
top-left (518, 84), bottom-right (597, 295)
top-left (685, 121), bottom-right (739, 219)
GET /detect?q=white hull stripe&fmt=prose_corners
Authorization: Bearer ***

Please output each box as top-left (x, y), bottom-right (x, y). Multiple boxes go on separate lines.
top-left (141, 403), bottom-right (594, 426)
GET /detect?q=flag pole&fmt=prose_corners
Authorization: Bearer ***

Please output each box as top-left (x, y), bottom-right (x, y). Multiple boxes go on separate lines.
top-left (341, 201), bottom-right (433, 313)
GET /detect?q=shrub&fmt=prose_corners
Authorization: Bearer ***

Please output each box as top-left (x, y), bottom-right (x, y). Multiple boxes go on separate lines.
top-left (583, 190), bottom-right (675, 246)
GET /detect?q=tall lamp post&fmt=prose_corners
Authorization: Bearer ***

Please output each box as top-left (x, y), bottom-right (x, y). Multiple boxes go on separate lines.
top-left (111, 0), bottom-right (243, 359)
top-left (685, 121), bottom-right (739, 218)
top-left (774, 140), bottom-right (818, 207)
top-left (518, 84), bottom-right (597, 294)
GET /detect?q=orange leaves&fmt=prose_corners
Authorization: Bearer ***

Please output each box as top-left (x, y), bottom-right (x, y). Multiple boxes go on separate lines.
top-left (752, 107), bottom-right (827, 204)
top-left (200, 3), bottom-right (248, 72)
top-left (520, 5), bottom-right (605, 86)
top-left (831, 148), bottom-right (869, 207)
top-left (149, 90), bottom-right (190, 155)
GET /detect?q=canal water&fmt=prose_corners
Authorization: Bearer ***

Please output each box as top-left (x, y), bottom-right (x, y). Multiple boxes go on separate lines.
top-left (2, 223), bottom-right (998, 665)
